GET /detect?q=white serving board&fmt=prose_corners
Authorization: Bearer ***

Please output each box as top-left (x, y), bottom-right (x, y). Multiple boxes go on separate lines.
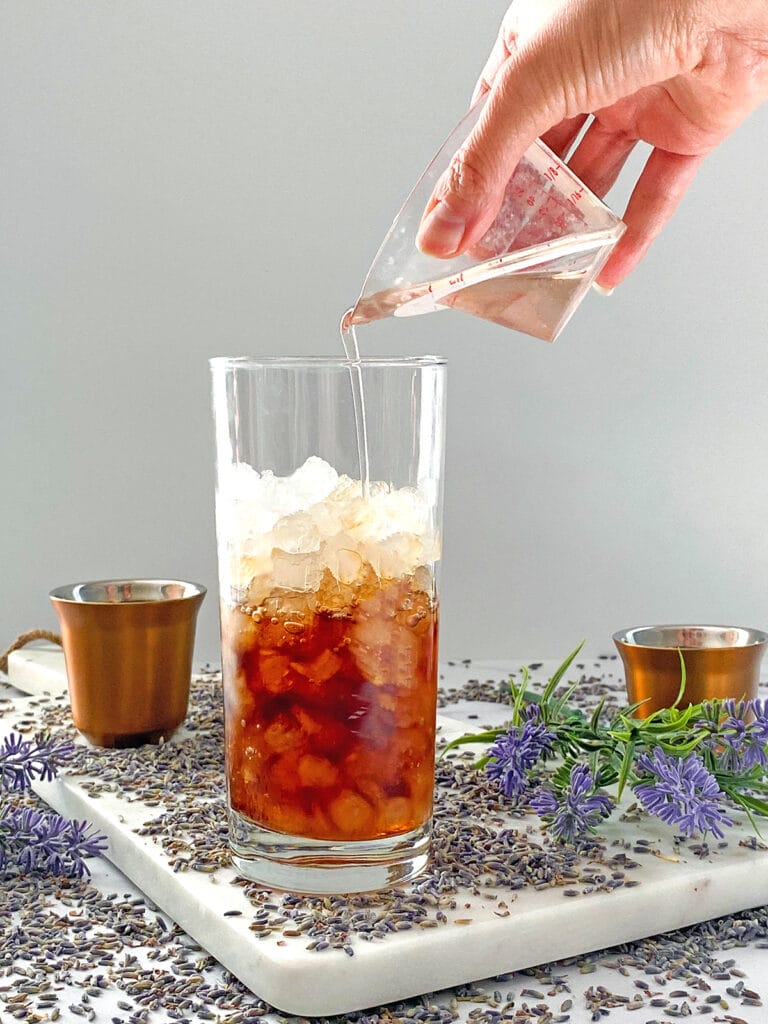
top-left (4, 650), bottom-right (768, 1016)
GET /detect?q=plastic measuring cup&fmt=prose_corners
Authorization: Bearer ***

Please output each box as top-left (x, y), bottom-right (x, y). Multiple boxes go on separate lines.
top-left (346, 95), bottom-right (625, 341)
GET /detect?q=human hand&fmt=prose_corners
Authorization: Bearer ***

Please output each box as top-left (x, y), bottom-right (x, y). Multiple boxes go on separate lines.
top-left (416, 0), bottom-right (768, 288)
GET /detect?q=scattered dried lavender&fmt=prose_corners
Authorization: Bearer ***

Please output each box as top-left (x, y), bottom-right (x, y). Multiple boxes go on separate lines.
top-left (1, 862), bottom-right (767, 1024)
top-left (1, 657), bottom-right (767, 1023)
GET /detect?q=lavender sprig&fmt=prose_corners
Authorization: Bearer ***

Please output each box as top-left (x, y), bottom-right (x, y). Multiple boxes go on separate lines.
top-left (634, 746), bottom-right (734, 839)
top-left (1, 730), bottom-right (106, 879)
top-left (696, 699), bottom-right (768, 773)
top-left (0, 803), bottom-right (107, 878)
top-left (485, 706), bottom-right (554, 802)
top-left (0, 731), bottom-right (74, 793)
top-left (447, 644), bottom-right (768, 845)
top-left (532, 763), bottom-right (614, 844)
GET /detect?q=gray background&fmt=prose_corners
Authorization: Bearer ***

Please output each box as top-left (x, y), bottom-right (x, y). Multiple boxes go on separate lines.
top-left (2, 1), bottom-right (767, 666)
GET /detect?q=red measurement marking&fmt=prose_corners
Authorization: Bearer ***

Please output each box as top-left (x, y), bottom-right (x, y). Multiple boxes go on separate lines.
top-left (543, 165), bottom-right (561, 182)
top-left (568, 188), bottom-right (585, 207)
top-left (448, 272), bottom-right (465, 287)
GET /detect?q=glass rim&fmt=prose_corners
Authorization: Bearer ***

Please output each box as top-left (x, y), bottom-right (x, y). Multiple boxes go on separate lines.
top-left (209, 355), bottom-right (447, 371)
top-left (50, 579), bottom-right (207, 604)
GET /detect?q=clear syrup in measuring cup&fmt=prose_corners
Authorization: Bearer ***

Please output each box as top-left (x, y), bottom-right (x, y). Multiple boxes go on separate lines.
top-left (345, 95), bottom-right (625, 342)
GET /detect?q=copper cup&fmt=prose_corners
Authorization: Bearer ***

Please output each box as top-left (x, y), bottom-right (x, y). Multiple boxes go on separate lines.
top-left (50, 579), bottom-right (206, 747)
top-left (613, 624), bottom-right (768, 718)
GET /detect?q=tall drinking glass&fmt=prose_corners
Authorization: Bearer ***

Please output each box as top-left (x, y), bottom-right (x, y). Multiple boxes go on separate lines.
top-left (210, 356), bottom-right (446, 894)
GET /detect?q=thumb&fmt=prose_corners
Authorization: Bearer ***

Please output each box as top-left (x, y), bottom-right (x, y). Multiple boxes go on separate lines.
top-left (417, 0), bottom-right (697, 258)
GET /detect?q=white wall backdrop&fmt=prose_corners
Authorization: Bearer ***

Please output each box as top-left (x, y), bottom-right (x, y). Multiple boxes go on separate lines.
top-left (3, 1), bottom-right (768, 666)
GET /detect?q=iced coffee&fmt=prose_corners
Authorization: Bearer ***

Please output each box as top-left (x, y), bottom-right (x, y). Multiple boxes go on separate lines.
top-left (218, 456), bottom-right (440, 846)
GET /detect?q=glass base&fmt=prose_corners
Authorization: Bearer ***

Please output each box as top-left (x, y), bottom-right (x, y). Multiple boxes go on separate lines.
top-left (228, 807), bottom-right (431, 894)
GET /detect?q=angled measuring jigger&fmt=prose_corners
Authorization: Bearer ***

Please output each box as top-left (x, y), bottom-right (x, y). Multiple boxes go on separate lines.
top-left (348, 94), bottom-right (625, 341)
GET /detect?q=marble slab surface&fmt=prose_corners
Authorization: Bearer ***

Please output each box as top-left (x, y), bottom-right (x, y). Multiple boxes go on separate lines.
top-left (4, 649), bottom-right (768, 1016)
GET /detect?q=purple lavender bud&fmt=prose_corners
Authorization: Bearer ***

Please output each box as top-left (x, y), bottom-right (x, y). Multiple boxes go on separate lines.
top-left (634, 746), bottom-right (733, 839)
top-left (532, 763), bottom-right (613, 844)
top-left (0, 732), bottom-right (75, 793)
top-left (694, 699), bottom-right (768, 774)
top-left (0, 803), bottom-right (107, 879)
top-left (485, 709), bottom-right (555, 802)
top-left (1, 733), bottom-right (105, 880)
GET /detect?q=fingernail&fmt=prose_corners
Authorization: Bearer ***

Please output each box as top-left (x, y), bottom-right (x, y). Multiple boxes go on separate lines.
top-left (416, 204), bottom-right (467, 257)
top-left (592, 281), bottom-right (614, 296)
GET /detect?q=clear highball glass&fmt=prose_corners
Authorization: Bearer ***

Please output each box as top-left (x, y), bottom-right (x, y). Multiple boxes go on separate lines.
top-left (210, 356), bottom-right (446, 894)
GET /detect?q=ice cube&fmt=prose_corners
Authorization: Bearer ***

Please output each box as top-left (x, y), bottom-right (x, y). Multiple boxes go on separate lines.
top-left (293, 706), bottom-right (349, 755)
top-left (244, 573), bottom-right (272, 608)
top-left (271, 511), bottom-right (321, 554)
top-left (350, 597), bottom-right (421, 691)
top-left (411, 565), bottom-right (434, 595)
top-left (271, 549), bottom-right (323, 592)
top-left (378, 796), bottom-right (413, 833)
top-left (224, 541), bottom-right (273, 595)
top-left (328, 790), bottom-right (375, 837)
top-left (368, 532), bottom-right (424, 580)
top-left (217, 455), bottom-right (441, 593)
top-left (223, 668), bottom-right (256, 722)
top-left (288, 455), bottom-right (339, 507)
top-left (291, 649), bottom-right (343, 685)
top-left (270, 754), bottom-right (301, 794)
top-left (317, 542), bottom-right (368, 587)
top-left (258, 653), bottom-right (295, 694)
top-left (263, 713), bottom-right (304, 753)
top-left (297, 754), bottom-right (339, 788)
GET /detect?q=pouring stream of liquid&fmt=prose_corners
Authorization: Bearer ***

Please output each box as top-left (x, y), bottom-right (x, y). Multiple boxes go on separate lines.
top-left (340, 309), bottom-right (370, 494)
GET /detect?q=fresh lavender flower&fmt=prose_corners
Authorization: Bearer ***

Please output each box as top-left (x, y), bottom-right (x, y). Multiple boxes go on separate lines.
top-left (0, 731), bottom-right (74, 793)
top-left (532, 763), bottom-right (614, 843)
top-left (634, 746), bottom-right (734, 839)
top-left (0, 729), bottom-right (106, 879)
top-left (485, 706), bottom-right (555, 802)
top-left (698, 699), bottom-right (768, 773)
top-left (0, 803), bottom-right (107, 879)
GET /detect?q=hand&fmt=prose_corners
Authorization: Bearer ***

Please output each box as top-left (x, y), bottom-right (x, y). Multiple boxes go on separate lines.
top-left (416, 0), bottom-right (768, 288)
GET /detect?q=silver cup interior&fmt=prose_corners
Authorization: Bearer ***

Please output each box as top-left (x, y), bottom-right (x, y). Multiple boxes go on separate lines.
top-left (613, 624), bottom-right (768, 650)
top-left (50, 579), bottom-right (206, 604)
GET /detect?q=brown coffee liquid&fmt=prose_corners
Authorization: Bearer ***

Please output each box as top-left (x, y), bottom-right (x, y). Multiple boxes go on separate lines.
top-left (222, 571), bottom-right (438, 841)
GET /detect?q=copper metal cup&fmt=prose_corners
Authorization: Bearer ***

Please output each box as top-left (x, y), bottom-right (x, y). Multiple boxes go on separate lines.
top-left (613, 624), bottom-right (768, 718)
top-left (50, 579), bottom-right (206, 747)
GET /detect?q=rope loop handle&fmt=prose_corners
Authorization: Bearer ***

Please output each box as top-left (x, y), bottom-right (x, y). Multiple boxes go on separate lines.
top-left (0, 630), bottom-right (62, 674)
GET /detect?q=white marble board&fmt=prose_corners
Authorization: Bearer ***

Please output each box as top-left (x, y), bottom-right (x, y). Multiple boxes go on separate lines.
top-left (4, 648), bottom-right (768, 1016)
